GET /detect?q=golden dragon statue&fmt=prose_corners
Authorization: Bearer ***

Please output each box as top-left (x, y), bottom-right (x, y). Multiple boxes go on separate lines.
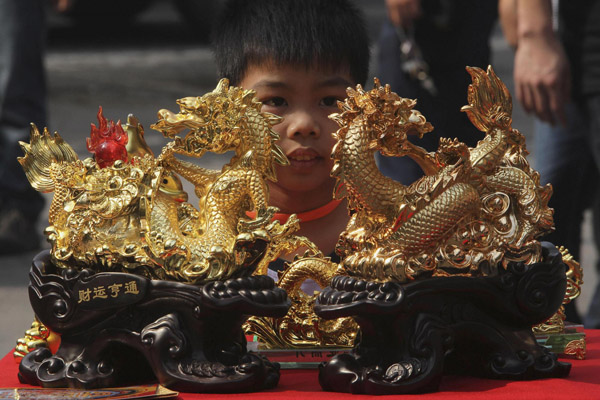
top-left (244, 253), bottom-right (358, 349)
top-left (314, 67), bottom-right (574, 395)
top-left (16, 78), bottom-right (347, 357)
top-left (331, 66), bottom-right (554, 282)
top-left (18, 79), bottom-right (305, 285)
top-left (532, 246), bottom-right (585, 361)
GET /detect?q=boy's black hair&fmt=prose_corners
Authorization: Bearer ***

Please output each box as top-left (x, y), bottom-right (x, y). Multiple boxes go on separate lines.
top-left (211, 0), bottom-right (370, 86)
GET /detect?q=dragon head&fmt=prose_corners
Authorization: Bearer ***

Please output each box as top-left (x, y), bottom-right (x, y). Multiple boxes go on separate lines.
top-left (151, 79), bottom-right (277, 153)
top-left (331, 79), bottom-right (433, 158)
top-left (150, 80), bottom-right (238, 157)
top-left (151, 79), bottom-right (287, 180)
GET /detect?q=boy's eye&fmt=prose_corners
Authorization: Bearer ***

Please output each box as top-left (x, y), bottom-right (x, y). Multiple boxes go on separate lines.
top-left (320, 97), bottom-right (339, 107)
top-left (263, 97), bottom-right (287, 107)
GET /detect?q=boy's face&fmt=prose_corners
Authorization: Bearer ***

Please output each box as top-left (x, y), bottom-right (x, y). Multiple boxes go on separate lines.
top-left (240, 62), bottom-right (353, 208)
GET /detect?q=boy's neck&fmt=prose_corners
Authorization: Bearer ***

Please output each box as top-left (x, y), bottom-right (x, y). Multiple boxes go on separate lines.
top-left (248, 199), bottom-right (343, 224)
top-left (269, 186), bottom-right (337, 214)
top-left (280, 197), bottom-right (349, 260)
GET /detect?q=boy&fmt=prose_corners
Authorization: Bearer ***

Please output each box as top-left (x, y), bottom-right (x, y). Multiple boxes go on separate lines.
top-left (211, 0), bottom-right (370, 270)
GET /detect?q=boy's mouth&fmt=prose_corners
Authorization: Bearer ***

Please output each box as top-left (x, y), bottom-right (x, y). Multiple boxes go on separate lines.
top-left (287, 148), bottom-right (321, 169)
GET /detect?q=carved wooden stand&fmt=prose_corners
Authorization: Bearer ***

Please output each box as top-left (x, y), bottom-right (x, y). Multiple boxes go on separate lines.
top-left (19, 250), bottom-right (290, 393)
top-left (315, 243), bottom-right (571, 395)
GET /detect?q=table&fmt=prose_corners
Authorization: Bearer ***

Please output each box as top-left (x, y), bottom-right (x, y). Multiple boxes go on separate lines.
top-left (1, 330), bottom-right (599, 399)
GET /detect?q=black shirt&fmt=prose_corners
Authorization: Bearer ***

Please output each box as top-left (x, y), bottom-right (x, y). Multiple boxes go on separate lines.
top-left (560, 0), bottom-right (600, 97)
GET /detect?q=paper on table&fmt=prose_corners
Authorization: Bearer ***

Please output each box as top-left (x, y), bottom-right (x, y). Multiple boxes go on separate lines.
top-left (0, 384), bottom-right (177, 400)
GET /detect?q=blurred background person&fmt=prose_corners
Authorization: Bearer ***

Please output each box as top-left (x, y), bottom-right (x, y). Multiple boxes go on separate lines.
top-left (375, 0), bottom-right (497, 184)
top-left (501, 0), bottom-right (600, 325)
top-left (0, 0), bottom-right (47, 254)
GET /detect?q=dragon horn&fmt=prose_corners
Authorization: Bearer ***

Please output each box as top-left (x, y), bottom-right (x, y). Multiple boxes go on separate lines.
top-left (215, 78), bottom-right (230, 93)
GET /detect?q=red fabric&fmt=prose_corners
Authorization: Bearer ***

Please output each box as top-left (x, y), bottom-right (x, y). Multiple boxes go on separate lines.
top-left (246, 198), bottom-right (343, 223)
top-left (1, 331), bottom-right (599, 399)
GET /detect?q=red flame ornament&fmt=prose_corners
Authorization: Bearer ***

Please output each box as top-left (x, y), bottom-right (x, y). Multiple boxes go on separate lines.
top-left (87, 107), bottom-right (129, 168)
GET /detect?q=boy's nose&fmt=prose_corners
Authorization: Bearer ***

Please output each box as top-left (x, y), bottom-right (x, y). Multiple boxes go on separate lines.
top-left (286, 111), bottom-right (320, 138)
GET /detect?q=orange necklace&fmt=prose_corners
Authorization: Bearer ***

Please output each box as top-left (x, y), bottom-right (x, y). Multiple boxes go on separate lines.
top-left (246, 199), bottom-right (343, 224)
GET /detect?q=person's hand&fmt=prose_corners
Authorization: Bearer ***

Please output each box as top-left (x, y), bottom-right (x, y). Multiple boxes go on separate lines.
top-left (386, 0), bottom-right (422, 28)
top-left (513, 31), bottom-right (571, 125)
top-left (52, 0), bottom-right (73, 12)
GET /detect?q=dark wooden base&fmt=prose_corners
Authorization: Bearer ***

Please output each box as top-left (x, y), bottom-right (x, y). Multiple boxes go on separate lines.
top-left (19, 251), bottom-right (290, 393)
top-left (314, 242), bottom-right (571, 395)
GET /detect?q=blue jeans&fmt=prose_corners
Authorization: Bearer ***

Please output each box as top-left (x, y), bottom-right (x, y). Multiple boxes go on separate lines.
top-left (0, 0), bottom-right (46, 219)
top-left (534, 97), bottom-right (600, 327)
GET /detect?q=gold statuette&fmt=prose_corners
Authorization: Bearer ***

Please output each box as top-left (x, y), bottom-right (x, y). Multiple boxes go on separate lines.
top-left (244, 253), bottom-right (358, 349)
top-left (331, 66), bottom-right (553, 282)
top-left (533, 246), bottom-right (586, 359)
top-left (314, 67), bottom-right (571, 395)
top-left (19, 79), bottom-right (305, 285)
top-left (14, 318), bottom-right (60, 363)
top-left (534, 246), bottom-right (583, 334)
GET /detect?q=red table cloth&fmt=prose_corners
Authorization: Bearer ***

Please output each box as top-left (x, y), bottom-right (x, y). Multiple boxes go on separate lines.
top-left (1, 330), bottom-right (599, 399)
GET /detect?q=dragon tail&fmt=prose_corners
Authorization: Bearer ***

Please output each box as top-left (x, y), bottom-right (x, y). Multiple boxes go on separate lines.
top-left (461, 66), bottom-right (513, 133)
top-left (18, 124), bottom-right (80, 193)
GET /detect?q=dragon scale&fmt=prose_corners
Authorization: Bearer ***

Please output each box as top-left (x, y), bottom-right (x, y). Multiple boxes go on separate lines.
top-left (390, 182), bottom-right (481, 254)
top-left (335, 116), bottom-right (404, 218)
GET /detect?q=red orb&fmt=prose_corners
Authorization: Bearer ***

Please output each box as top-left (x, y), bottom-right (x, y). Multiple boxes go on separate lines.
top-left (94, 141), bottom-right (128, 168)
